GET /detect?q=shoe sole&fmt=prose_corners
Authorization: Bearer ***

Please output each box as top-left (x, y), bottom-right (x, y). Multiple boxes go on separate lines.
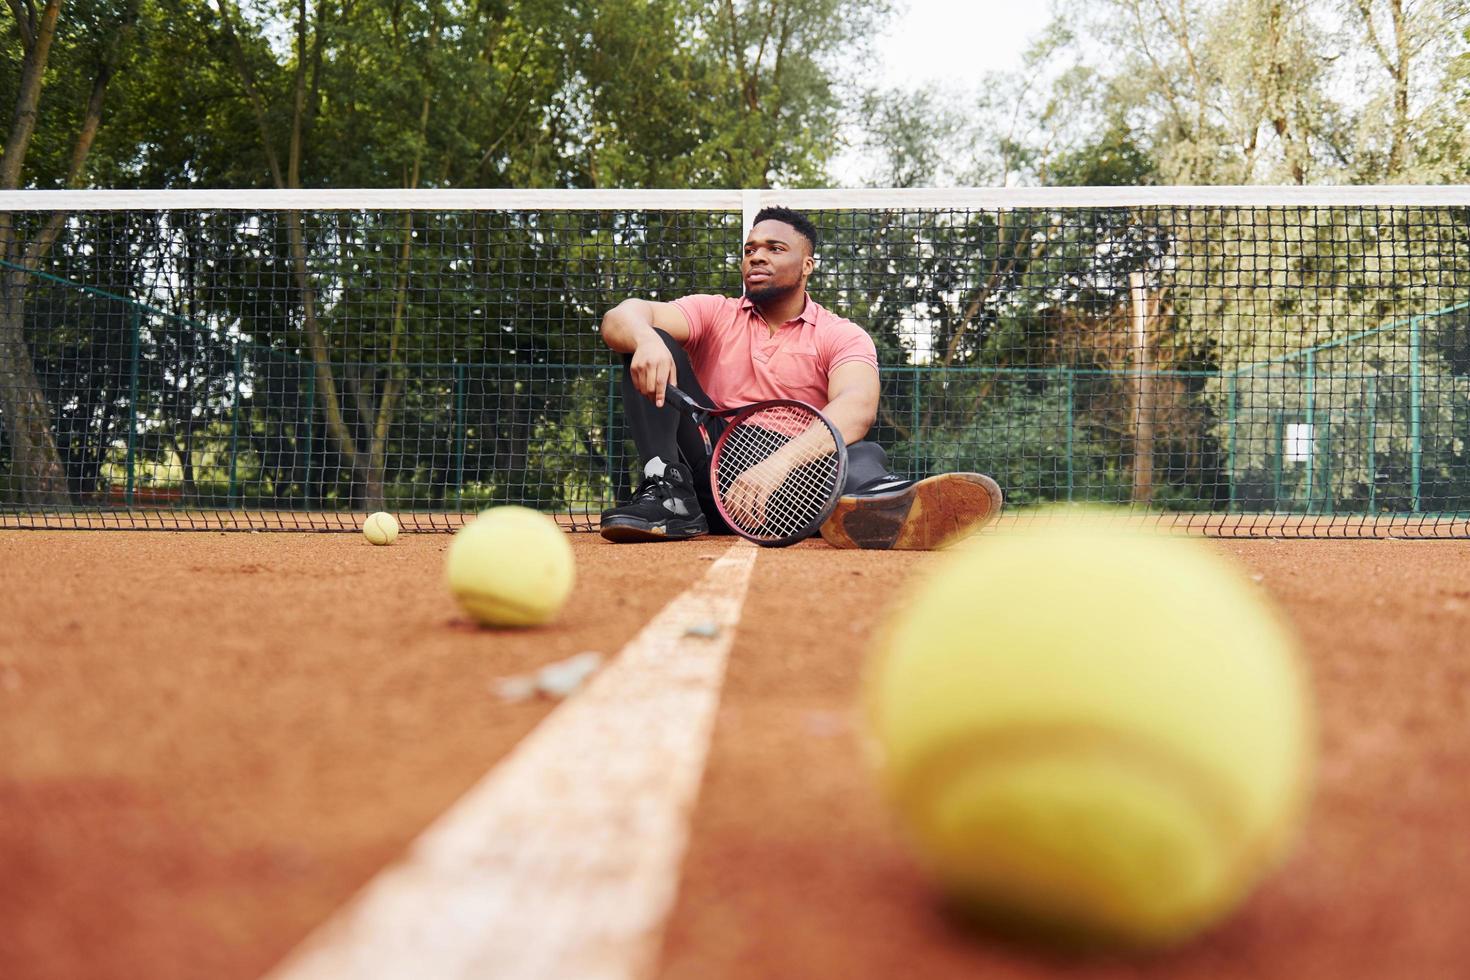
top-left (600, 516), bottom-right (709, 543)
top-left (820, 473), bottom-right (1003, 551)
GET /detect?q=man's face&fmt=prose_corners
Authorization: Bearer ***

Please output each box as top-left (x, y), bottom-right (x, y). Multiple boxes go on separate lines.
top-left (742, 220), bottom-right (813, 305)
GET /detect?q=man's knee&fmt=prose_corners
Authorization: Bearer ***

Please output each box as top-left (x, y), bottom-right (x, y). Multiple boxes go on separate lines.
top-left (845, 441), bottom-right (905, 494)
top-left (616, 327), bottom-right (679, 353)
top-left (618, 328), bottom-right (684, 369)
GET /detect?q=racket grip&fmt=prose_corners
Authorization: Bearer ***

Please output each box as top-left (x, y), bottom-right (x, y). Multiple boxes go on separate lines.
top-left (664, 385), bottom-right (700, 414)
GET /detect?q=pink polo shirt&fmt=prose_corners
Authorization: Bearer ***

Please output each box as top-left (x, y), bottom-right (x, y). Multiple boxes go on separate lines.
top-left (671, 293), bottom-right (878, 411)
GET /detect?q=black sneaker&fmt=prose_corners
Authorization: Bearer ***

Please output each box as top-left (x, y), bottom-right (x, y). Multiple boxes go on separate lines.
top-left (600, 462), bottom-right (709, 542)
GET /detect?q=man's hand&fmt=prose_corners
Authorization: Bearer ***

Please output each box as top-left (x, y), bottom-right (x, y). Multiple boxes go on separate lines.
top-left (722, 456), bottom-right (791, 530)
top-left (629, 337), bottom-right (677, 408)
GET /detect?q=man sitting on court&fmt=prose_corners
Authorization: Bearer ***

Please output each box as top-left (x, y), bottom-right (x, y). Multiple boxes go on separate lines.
top-left (598, 206), bottom-right (1001, 549)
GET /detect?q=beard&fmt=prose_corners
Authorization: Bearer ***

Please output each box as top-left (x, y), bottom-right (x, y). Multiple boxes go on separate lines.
top-left (745, 276), bottom-right (800, 307)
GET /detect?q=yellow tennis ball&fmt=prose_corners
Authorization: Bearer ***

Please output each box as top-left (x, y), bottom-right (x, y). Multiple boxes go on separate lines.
top-left (445, 506), bottom-right (574, 627)
top-left (363, 511), bottom-right (399, 545)
top-left (864, 517), bottom-right (1314, 949)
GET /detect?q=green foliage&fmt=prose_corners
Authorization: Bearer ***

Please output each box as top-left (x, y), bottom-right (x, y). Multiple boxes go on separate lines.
top-left (899, 380), bottom-right (1108, 507)
top-left (1, 0), bottom-right (140, 186)
top-left (5, 0), bottom-right (1470, 524)
top-left (1045, 123), bottom-right (1158, 187)
top-left (883, 369), bottom-right (1226, 510)
top-left (846, 1), bottom-right (1470, 188)
top-left (0, 0), bottom-right (889, 510)
top-left (1218, 304), bottom-right (1470, 514)
top-left (4, 0), bottom-right (888, 192)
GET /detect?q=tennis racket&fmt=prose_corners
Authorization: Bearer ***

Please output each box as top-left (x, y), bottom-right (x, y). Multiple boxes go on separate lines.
top-left (665, 385), bottom-right (848, 547)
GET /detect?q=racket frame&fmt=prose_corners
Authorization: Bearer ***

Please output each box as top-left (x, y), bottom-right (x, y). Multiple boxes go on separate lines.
top-left (665, 385), bottom-right (848, 547)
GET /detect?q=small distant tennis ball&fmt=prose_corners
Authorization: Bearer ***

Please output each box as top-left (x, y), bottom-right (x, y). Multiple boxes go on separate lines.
top-left (363, 511), bottom-right (399, 546)
top-left (864, 517), bottom-right (1314, 950)
top-left (445, 506), bottom-right (574, 627)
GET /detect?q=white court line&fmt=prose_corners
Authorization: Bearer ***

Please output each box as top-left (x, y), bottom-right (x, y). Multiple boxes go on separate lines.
top-left (264, 542), bottom-right (760, 980)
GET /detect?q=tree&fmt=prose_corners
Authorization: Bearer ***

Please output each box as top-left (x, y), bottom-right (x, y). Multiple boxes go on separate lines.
top-left (851, 85), bottom-right (970, 188)
top-left (0, 0), bottom-right (135, 505)
top-left (1023, 0), bottom-right (1468, 185)
top-left (843, 0), bottom-right (1467, 190)
top-left (1045, 122), bottom-right (1158, 187)
top-left (685, 0), bottom-right (893, 187)
top-left (1039, 0), bottom-right (1341, 184)
top-left (1341, 0), bottom-right (1467, 180)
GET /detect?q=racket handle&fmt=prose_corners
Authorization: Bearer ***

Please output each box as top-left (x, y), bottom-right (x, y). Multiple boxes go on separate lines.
top-left (664, 385), bottom-right (703, 415)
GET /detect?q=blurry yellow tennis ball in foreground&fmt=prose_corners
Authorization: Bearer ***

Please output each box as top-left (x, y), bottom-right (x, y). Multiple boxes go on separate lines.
top-left (445, 506), bottom-right (574, 627)
top-left (865, 517), bottom-right (1314, 949)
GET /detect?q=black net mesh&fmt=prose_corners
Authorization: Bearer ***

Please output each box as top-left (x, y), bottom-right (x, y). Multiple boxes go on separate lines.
top-left (1, 198), bottom-right (1467, 537)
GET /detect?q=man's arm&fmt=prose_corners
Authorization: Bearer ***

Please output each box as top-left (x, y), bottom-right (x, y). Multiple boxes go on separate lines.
top-left (601, 299), bottom-right (692, 408)
top-left (822, 360), bottom-right (880, 445)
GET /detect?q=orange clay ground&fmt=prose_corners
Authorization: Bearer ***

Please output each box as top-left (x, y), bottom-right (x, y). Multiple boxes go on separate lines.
top-left (2, 530), bottom-right (1469, 980)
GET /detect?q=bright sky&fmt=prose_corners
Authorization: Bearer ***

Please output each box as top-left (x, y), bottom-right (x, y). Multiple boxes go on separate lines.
top-left (829, 1), bottom-right (1055, 185)
top-left (875, 0), bottom-right (1054, 90)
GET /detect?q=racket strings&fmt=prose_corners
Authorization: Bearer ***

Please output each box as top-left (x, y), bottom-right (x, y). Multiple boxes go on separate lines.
top-left (713, 405), bottom-right (842, 541)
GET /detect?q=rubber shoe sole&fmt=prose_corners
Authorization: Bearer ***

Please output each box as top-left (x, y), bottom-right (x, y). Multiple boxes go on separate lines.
top-left (600, 513), bottom-right (709, 543)
top-left (820, 473), bottom-right (1003, 551)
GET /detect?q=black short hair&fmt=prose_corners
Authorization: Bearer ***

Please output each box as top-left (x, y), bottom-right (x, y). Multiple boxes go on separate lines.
top-left (751, 206), bottom-right (817, 254)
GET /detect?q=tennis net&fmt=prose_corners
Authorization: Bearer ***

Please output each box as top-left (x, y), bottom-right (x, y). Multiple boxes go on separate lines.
top-left (1, 187), bottom-right (1467, 537)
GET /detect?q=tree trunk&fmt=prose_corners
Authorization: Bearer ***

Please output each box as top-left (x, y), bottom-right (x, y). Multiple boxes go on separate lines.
top-left (365, 217), bottom-right (410, 514)
top-left (0, 283), bottom-right (69, 504)
top-left (172, 427), bottom-right (199, 503)
top-left (1354, 0), bottom-right (1411, 177)
top-left (359, 11), bottom-right (440, 512)
top-left (1129, 272), bottom-right (1156, 506)
top-left (0, 0), bottom-right (67, 505)
top-left (0, 1), bottom-right (130, 507)
top-left (285, 209), bottom-right (377, 508)
top-left (1387, 0), bottom-right (1409, 176)
top-left (215, 0), bottom-right (383, 509)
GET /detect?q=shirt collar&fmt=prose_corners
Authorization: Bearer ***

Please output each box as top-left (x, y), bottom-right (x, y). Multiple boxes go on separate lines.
top-left (740, 292), bottom-right (818, 326)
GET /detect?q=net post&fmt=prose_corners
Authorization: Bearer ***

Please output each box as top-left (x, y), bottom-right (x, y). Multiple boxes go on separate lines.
top-left (125, 308), bottom-right (142, 507)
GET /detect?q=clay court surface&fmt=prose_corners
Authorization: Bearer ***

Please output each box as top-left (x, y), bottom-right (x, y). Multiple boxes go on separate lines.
top-left (3, 527), bottom-right (1470, 980)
